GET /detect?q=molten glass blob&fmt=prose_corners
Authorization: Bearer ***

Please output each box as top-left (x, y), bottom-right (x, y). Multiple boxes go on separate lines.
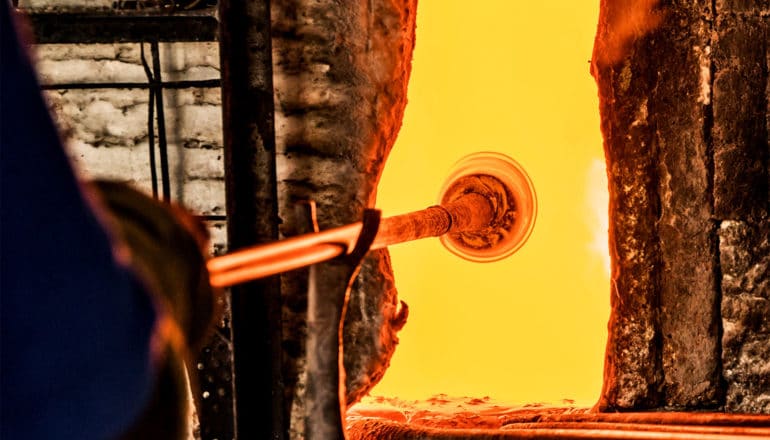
top-left (208, 152), bottom-right (536, 286)
top-left (438, 152), bottom-right (537, 262)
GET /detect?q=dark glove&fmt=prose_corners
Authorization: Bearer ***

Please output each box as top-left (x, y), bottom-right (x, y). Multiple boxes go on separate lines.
top-left (88, 180), bottom-right (218, 440)
top-left (90, 180), bottom-right (217, 352)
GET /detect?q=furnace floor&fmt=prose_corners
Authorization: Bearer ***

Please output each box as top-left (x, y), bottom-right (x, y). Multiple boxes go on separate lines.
top-left (346, 395), bottom-right (770, 439)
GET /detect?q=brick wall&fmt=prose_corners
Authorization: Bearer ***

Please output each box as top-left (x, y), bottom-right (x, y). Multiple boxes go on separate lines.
top-left (34, 41), bottom-right (228, 253)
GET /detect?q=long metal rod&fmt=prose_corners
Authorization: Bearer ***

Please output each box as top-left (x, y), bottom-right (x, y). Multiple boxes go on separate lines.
top-left (208, 192), bottom-right (494, 287)
top-left (40, 79), bottom-right (220, 90)
top-left (151, 41), bottom-right (171, 202)
top-left (140, 43), bottom-right (159, 199)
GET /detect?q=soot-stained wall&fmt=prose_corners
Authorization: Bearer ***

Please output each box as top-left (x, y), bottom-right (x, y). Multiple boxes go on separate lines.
top-left (593, 0), bottom-right (769, 413)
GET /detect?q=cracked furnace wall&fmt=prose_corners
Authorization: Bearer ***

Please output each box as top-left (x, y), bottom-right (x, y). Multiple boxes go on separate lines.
top-left (593, 0), bottom-right (769, 413)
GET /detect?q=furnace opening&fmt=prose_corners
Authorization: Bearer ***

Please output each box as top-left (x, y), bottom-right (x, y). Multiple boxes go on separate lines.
top-left (371, 0), bottom-right (609, 406)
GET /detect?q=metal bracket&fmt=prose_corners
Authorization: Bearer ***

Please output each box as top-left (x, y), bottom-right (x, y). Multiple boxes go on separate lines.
top-left (305, 208), bottom-right (381, 440)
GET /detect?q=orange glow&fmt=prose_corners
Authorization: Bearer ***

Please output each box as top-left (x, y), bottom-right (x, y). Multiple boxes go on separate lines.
top-left (371, 1), bottom-right (609, 406)
top-left (593, 0), bottom-right (663, 66)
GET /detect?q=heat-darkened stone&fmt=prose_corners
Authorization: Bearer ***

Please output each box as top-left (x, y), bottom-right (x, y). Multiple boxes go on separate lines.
top-left (653, 3), bottom-right (721, 408)
top-left (713, 11), bottom-right (769, 220)
top-left (593, 0), bottom-right (769, 412)
top-left (720, 220), bottom-right (770, 414)
top-left (713, 1), bottom-right (770, 415)
top-left (270, 1), bottom-right (416, 437)
top-left (592, 0), bottom-right (663, 409)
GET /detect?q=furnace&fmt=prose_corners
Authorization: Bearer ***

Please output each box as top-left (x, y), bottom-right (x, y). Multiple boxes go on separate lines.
top-left (344, 0), bottom-right (770, 433)
top-left (12, 0), bottom-right (770, 439)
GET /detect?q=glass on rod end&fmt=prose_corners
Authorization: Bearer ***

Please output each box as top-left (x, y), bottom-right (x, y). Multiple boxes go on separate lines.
top-left (438, 152), bottom-right (537, 263)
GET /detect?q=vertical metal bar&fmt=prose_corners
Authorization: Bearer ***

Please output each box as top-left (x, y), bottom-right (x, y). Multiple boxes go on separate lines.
top-left (218, 0), bottom-right (285, 439)
top-left (305, 210), bottom-right (381, 440)
top-left (151, 41), bottom-right (171, 202)
top-left (148, 88), bottom-right (159, 199)
top-left (305, 262), bottom-right (353, 440)
top-left (140, 43), bottom-right (159, 199)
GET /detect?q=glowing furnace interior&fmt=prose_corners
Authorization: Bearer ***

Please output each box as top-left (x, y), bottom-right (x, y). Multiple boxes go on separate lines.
top-left (372, 0), bottom-right (610, 406)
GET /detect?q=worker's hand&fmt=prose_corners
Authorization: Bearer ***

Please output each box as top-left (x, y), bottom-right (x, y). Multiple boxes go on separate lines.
top-left (88, 180), bottom-right (219, 440)
top-left (88, 180), bottom-right (218, 355)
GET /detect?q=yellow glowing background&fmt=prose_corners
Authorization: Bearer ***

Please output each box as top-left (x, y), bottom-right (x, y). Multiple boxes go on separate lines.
top-left (372, 1), bottom-right (609, 406)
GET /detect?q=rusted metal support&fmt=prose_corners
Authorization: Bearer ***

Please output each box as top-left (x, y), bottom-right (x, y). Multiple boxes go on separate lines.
top-left (218, 0), bottom-right (284, 438)
top-left (306, 210), bottom-right (381, 440)
top-left (21, 9), bottom-right (219, 44)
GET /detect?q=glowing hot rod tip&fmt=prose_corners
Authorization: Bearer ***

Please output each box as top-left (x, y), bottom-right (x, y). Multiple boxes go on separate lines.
top-left (437, 152), bottom-right (537, 263)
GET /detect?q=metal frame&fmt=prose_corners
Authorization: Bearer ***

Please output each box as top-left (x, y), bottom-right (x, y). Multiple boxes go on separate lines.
top-left (29, 8), bottom-right (224, 220)
top-left (216, 0), bottom-right (285, 437)
top-left (25, 9), bottom-right (218, 44)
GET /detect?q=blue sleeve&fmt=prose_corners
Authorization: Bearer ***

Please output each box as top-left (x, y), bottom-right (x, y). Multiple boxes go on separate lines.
top-left (1, 2), bottom-right (158, 438)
